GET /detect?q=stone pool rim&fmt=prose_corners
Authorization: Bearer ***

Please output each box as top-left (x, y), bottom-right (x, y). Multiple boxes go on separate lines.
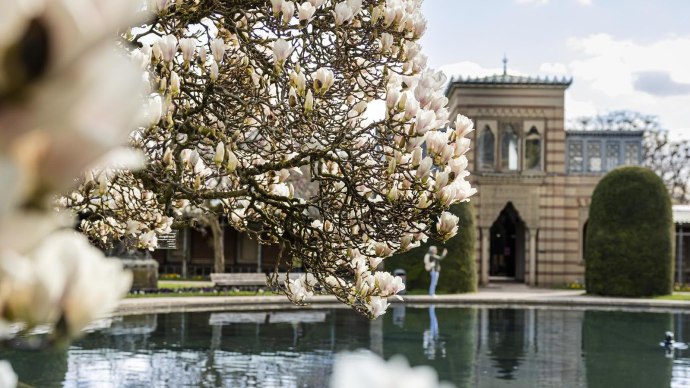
top-left (113, 292), bottom-right (690, 317)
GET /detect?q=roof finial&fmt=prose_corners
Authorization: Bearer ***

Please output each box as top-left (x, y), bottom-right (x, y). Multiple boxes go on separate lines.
top-left (502, 54), bottom-right (508, 76)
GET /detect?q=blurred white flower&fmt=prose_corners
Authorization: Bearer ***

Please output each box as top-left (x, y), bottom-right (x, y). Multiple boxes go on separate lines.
top-left (330, 351), bottom-right (454, 388)
top-left (0, 360), bottom-right (17, 388)
top-left (0, 231), bottom-right (132, 336)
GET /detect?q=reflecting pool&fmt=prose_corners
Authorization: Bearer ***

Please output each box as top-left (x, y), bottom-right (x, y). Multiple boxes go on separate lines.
top-left (3, 306), bottom-right (690, 387)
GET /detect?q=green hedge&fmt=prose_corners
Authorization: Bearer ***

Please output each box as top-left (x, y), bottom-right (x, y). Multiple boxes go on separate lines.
top-left (585, 166), bottom-right (673, 297)
top-left (385, 201), bottom-right (477, 293)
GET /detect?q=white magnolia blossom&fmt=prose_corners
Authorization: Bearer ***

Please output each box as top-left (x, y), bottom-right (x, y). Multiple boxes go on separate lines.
top-left (436, 211), bottom-right (460, 241)
top-left (330, 351), bottom-right (455, 388)
top-left (0, 361), bottom-right (17, 388)
top-left (0, 231), bottom-right (132, 336)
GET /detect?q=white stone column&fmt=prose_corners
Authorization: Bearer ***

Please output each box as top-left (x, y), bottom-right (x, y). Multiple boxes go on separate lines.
top-left (528, 228), bottom-right (537, 286)
top-left (481, 227), bottom-right (490, 286)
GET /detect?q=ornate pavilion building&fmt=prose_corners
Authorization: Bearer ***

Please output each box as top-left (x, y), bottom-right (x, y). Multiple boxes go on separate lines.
top-left (445, 65), bottom-right (644, 287)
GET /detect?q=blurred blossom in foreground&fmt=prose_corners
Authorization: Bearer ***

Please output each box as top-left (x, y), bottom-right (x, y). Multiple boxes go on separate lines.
top-left (0, 361), bottom-right (17, 388)
top-left (330, 351), bottom-right (455, 388)
top-left (0, 0), bottom-right (145, 352)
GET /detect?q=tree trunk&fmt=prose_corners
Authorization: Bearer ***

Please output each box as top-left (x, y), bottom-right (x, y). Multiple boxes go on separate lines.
top-left (209, 217), bottom-right (225, 273)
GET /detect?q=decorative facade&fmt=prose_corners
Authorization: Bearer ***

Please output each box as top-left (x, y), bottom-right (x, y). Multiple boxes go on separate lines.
top-left (445, 72), bottom-right (643, 286)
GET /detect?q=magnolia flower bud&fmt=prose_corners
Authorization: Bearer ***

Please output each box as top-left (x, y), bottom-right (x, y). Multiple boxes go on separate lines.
top-left (226, 150), bottom-right (238, 172)
top-left (290, 69), bottom-right (307, 95)
top-left (271, 0), bottom-right (283, 17)
top-left (272, 38), bottom-right (293, 68)
top-left (163, 148), bottom-right (174, 167)
top-left (417, 192), bottom-right (431, 209)
top-left (304, 89), bottom-right (314, 111)
top-left (170, 71), bottom-right (180, 96)
top-left (159, 35), bottom-right (177, 63)
top-left (210, 61), bottom-right (219, 81)
top-left (404, 96), bottom-right (420, 121)
top-left (98, 172), bottom-right (108, 195)
top-left (288, 87), bottom-right (299, 106)
top-left (179, 38), bottom-right (196, 64)
top-left (374, 242), bottom-right (392, 257)
top-left (386, 157), bottom-right (396, 175)
top-left (198, 45), bottom-right (207, 64)
top-left (333, 2), bottom-right (354, 25)
top-left (385, 88), bottom-right (400, 110)
top-left (210, 38), bottom-right (226, 63)
top-left (416, 157), bottom-right (432, 182)
top-left (298, 2), bottom-right (316, 23)
top-left (400, 234), bottom-right (413, 251)
top-left (387, 185), bottom-right (399, 201)
top-left (312, 68), bottom-right (334, 95)
top-left (280, 1), bottom-right (295, 24)
top-left (437, 211), bottom-right (459, 241)
top-left (214, 142), bottom-right (225, 166)
top-left (371, 6), bottom-right (382, 24)
top-left (380, 32), bottom-right (394, 53)
top-left (148, 95), bottom-right (163, 127)
top-left (411, 147), bottom-right (422, 167)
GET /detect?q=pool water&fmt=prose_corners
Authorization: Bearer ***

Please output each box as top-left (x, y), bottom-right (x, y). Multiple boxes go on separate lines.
top-left (3, 306), bottom-right (690, 387)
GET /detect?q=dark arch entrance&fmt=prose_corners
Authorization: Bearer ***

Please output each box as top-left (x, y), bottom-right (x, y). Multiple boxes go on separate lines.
top-left (490, 203), bottom-right (526, 281)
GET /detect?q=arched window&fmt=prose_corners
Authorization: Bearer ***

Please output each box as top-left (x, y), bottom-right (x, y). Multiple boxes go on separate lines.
top-left (478, 126), bottom-right (495, 170)
top-left (501, 125), bottom-right (519, 171)
top-left (524, 126), bottom-right (541, 171)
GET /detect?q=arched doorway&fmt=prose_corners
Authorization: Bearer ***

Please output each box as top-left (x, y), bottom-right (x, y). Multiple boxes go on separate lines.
top-left (490, 203), bottom-right (526, 281)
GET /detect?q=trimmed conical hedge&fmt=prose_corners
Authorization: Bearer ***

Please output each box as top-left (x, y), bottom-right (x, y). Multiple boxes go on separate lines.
top-left (585, 166), bottom-right (673, 296)
top-left (385, 201), bottom-right (477, 293)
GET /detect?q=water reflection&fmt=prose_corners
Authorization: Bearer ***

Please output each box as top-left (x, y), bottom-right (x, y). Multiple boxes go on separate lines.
top-left (423, 305), bottom-right (446, 360)
top-left (3, 307), bottom-right (690, 387)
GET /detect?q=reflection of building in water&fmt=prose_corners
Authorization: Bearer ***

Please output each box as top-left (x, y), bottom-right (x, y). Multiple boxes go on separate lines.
top-left (473, 308), bottom-right (586, 387)
top-left (57, 310), bottom-right (372, 387)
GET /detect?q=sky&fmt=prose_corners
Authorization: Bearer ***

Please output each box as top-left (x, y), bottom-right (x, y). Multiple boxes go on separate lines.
top-left (419, 0), bottom-right (690, 136)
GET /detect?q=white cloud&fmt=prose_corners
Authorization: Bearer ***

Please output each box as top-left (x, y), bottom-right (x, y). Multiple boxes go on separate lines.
top-left (576, 0), bottom-right (592, 5)
top-left (563, 33), bottom-right (690, 135)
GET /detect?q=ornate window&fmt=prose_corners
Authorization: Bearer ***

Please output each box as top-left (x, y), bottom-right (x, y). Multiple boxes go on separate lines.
top-left (478, 125), bottom-right (495, 170)
top-left (524, 126), bottom-right (542, 171)
top-left (606, 142), bottom-right (620, 171)
top-left (624, 142), bottom-right (640, 165)
top-left (500, 125), bottom-right (519, 171)
top-left (587, 141), bottom-right (602, 172)
top-left (568, 140), bottom-right (583, 173)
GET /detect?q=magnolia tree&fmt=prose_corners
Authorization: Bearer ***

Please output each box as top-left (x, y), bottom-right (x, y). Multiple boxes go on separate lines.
top-left (66, 0), bottom-right (476, 318)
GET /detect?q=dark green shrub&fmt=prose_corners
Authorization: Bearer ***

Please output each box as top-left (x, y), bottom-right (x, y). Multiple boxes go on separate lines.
top-left (385, 201), bottom-right (477, 293)
top-left (585, 166), bottom-right (673, 296)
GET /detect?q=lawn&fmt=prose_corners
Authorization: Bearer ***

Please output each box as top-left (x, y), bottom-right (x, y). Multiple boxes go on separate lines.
top-left (653, 293), bottom-right (690, 301)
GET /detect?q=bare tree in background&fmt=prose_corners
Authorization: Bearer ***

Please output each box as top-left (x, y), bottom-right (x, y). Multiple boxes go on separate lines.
top-left (569, 110), bottom-right (690, 203)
